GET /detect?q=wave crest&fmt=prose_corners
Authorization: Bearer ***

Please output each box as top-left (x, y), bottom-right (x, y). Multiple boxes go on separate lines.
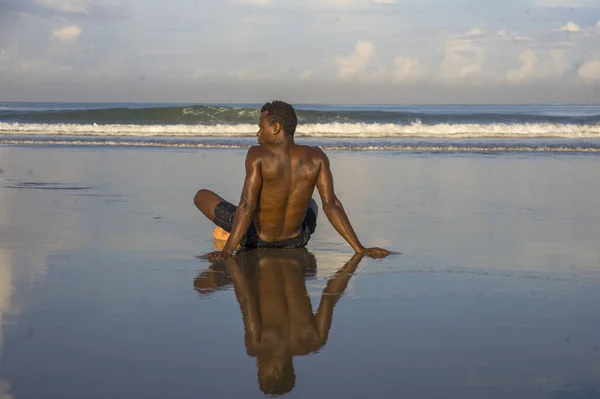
top-left (2, 121), bottom-right (600, 138)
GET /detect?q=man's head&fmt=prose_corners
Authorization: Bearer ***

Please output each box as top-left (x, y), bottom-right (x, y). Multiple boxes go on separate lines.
top-left (256, 353), bottom-right (296, 396)
top-left (257, 101), bottom-right (297, 144)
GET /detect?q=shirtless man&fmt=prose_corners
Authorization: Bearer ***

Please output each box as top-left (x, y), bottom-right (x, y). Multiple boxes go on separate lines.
top-left (194, 101), bottom-right (390, 260)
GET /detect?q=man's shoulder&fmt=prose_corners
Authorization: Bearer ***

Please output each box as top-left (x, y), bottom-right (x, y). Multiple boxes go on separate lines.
top-left (296, 144), bottom-right (327, 159)
top-left (246, 145), bottom-right (271, 159)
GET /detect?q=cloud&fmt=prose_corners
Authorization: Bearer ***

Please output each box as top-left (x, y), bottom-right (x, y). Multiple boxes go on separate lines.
top-left (393, 57), bottom-right (419, 83)
top-left (553, 41), bottom-right (577, 46)
top-left (6, 0), bottom-right (128, 19)
top-left (440, 36), bottom-right (486, 83)
top-left (456, 29), bottom-right (532, 44)
top-left (506, 50), bottom-right (537, 83)
top-left (546, 50), bottom-right (570, 78)
top-left (35, 0), bottom-right (89, 13)
top-left (532, 0), bottom-right (599, 7)
top-left (506, 49), bottom-right (570, 84)
top-left (597, 20), bottom-right (600, 30)
top-left (334, 40), bottom-right (376, 79)
top-left (558, 22), bottom-right (581, 32)
top-left (298, 0), bottom-right (395, 10)
top-left (467, 28), bottom-right (485, 36)
top-left (50, 25), bottom-right (82, 42)
top-left (231, 0), bottom-right (271, 5)
top-left (0, 49), bottom-right (8, 60)
top-left (322, 0), bottom-right (374, 7)
top-left (194, 67), bottom-right (254, 81)
top-left (19, 58), bottom-right (74, 75)
top-left (300, 70), bottom-right (314, 80)
top-left (579, 59), bottom-right (600, 82)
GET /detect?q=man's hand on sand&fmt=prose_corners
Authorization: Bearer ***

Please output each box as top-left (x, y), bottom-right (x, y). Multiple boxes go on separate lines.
top-left (358, 247), bottom-right (390, 258)
top-left (204, 251), bottom-right (234, 261)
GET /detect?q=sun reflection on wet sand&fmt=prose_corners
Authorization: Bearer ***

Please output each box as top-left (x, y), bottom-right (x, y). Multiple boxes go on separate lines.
top-left (0, 249), bottom-right (14, 399)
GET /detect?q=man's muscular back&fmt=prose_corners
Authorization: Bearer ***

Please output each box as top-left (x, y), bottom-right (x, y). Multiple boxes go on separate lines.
top-left (253, 143), bottom-right (322, 242)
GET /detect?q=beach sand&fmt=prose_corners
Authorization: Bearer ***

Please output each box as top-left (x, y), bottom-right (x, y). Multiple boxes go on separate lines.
top-left (1, 145), bottom-right (600, 398)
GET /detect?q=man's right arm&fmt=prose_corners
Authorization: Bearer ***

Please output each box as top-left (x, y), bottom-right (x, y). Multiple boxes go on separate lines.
top-left (315, 149), bottom-right (388, 257)
top-left (315, 253), bottom-right (365, 346)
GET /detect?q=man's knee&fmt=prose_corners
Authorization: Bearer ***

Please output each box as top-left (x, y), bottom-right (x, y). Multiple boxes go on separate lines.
top-left (194, 189), bottom-right (215, 206)
top-left (194, 189), bottom-right (223, 220)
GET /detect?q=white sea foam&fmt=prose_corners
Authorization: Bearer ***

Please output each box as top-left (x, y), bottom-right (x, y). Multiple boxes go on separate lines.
top-left (1, 139), bottom-right (599, 153)
top-left (1, 121), bottom-right (600, 138)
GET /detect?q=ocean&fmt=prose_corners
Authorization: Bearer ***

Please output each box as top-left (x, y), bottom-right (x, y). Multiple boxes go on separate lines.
top-left (1, 102), bottom-right (600, 153)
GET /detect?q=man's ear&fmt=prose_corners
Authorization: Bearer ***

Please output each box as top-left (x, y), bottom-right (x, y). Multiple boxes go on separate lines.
top-left (273, 122), bottom-right (281, 135)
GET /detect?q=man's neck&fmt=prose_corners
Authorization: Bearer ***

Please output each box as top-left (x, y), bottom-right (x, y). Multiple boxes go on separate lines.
top-left (271, 136), bottom-right (295, 149)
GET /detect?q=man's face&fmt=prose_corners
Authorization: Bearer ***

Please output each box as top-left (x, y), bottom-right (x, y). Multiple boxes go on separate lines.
top-left (257, 111), bottom-right (279, 145)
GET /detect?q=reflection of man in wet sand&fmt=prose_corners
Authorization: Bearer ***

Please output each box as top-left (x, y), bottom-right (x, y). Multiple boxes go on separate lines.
top-left (193, 100), bottom-right (389, 260)
top-left (194, 249), bottom-right (365, 396)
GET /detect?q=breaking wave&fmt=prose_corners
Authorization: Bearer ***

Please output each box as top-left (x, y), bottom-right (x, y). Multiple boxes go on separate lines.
top-left (1, 121), bottom-right (600, 139)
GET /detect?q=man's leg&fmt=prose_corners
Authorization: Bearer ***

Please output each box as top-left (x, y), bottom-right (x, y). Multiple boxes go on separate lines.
top-left (194, 189), bottom-right (245, 249)
top-left (194, 189), bottom-right (225, 221)
top-left (194, 189), bottom-right (237, 232)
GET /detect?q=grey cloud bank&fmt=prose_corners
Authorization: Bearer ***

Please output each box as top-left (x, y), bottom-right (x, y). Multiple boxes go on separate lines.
top-left (1, 0), bottom-right (599, 103)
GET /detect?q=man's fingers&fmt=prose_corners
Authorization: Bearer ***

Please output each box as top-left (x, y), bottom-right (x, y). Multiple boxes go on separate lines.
top-left (206, 251), bottom-right (234, 262)
top-left (207, 252), bottom-right (222, 261)
top-left (375, 248), bottom-right (390, 256)
top-left (365, 247), bottom-right (390, 258)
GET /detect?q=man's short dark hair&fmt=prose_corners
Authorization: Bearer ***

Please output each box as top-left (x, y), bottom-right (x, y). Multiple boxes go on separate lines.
top-left (261, 101), bottom-right (297, 137)
top-left (257, 356), bottom-right (296, 396)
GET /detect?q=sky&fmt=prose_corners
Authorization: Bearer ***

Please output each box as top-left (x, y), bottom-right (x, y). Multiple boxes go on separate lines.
top-left (0, 0), bottom-right (600, 103)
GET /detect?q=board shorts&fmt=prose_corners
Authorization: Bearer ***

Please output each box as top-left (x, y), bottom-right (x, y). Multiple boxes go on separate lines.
top-left (212, 200), bottom-right (317, 249)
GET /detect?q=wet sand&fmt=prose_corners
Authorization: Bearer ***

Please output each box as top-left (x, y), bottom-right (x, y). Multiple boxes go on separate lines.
top-left (1, 145), bottom-right (600, 398)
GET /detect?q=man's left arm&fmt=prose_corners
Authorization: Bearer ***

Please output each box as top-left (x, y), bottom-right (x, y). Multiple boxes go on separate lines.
top-left (224, 258), bottom-right (262, 352)
top-left (210, 148), bottom-right (263, 259)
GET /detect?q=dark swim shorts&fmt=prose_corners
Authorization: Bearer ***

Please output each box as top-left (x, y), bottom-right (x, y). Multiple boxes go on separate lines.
top-left (212, 200), bottom-right (317, 249)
